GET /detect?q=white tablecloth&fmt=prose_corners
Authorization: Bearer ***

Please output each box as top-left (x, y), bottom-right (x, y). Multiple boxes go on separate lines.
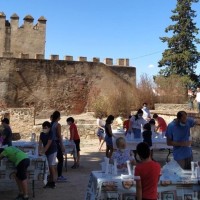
top-left (12, 140), bottom-right (38, 155)
top-left (85, 170), bottom-right (200, 200)
top-left (0, 155), bottom-right (48, 183)
top-left (63, 139), bottom-right (77, 158)
top-left (112, 130), bottom-right (172, 150)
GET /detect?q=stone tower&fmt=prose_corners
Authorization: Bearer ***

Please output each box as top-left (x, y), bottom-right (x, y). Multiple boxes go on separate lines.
top-left (0, 12), bottom-right (46, 58)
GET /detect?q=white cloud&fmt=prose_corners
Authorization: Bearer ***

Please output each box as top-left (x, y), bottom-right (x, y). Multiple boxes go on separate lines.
top-left (148, 64), bottom-right (155, 68)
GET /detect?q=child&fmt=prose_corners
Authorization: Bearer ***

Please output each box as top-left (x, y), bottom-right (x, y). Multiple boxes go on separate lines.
top-left (142, 123), bottom-right (152, 148)
top-left (111, 137), bottom-right (135, 170)
top-left (96, 114), bottom-right (105, 151)
top-left (39, 121), bottom-right (57, 188)
top-left (123, 115), bottom-right (132, 135)
top-left (142, 123), bottom-right (153, 159)
top-left (66, 117), bottom-right (80, 169)
top-left (149, 118), bottom-right (156, 138)
top-left (104, 115), bottom-right (115, 158)
top-left (0, 146), bottom-right (30, 200)
top-left (134, 142), bottom-right (161, 200)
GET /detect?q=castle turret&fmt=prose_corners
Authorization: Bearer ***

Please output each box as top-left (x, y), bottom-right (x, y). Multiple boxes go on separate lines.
top-left (23, 15), bottom-right (34, 28)
top-left (10, 13), bottom-right (19, 30)
top-left (0, 13), bottom-right (46, 58)
top-left (0, 12), bottom-right (6, 57)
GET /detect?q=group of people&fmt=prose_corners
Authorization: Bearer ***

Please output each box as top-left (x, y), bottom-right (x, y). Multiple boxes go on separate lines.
top-left (96, 103), bottom-right (167, 158)
top-left (0, 105), bottom-right (196, 200)
top-left (0, 111), bottom-right (81, 200)
top-left (96, 102), bottom-right (196, 200)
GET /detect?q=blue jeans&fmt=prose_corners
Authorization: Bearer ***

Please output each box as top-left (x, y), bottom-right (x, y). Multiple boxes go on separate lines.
top-left (133, 128), bottom-right (141, 139)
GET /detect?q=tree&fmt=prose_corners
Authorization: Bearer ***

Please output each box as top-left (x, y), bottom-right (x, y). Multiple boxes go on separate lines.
top-left (158, 0), bottom-right (200, 84)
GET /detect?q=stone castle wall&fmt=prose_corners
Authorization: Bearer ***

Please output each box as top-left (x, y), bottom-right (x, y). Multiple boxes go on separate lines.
top-left (0, 108), bottom-right (35, 137)
top-left (0, 57), bottom-right (136, 114)
top-left (0, 12), bottom-right (46, 59)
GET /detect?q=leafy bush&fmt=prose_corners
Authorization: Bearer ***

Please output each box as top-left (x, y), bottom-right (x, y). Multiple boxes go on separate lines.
top-left (154, 75), bottom-right (189, 103)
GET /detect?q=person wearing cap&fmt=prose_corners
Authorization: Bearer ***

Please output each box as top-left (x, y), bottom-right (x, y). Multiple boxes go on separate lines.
top-left (0, 146), bottom-right (30, 200)
top-left (1, 118), bottom-right (12, 146)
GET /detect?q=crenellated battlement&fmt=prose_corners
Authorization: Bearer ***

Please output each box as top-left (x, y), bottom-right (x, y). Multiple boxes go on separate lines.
top-left (6, 53), bottom-right (130, 67)
top-left (0, 12), bottom-right (46, 30)
top-left (0, 12), bottom-right (46, 59)
top-left (0, 12), bottom-right (131, 67)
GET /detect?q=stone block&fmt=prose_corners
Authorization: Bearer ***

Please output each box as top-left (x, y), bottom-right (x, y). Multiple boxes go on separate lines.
top-left (19, 53), bottom-right (29, 59)
top-left (104, 58), bottom-right (113, 65)
top-left (64, 56), bottom-right (73, 61)
top-left (2, 52), bottom-right (13, 58)
top-left (92, 57), bottom-right (100, 62)
top-left (50, 55), bottom-right (59, 60)
top-left (35, 54), bottom-right (44, 59)
top-left (78, 57), bottom-right (87, 62)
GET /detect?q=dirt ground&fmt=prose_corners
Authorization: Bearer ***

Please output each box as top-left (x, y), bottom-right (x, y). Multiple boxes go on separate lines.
top-left (1, 138), bottom-right (200, 200)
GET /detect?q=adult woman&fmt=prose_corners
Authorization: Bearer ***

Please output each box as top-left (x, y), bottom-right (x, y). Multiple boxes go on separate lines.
top-left (96, 114), bottom-right (105, 151)
top-left (129, 109), bottom-right (146, 139)
top-left (51, 111), bottom-right (66, 181)
top-left (104, 115), bottom-right (115, 158)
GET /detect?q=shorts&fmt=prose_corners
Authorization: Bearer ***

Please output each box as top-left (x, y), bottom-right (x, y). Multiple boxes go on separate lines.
top-left (16, 158), bottom-right (30, 181)
top-left (47, 152), bottom-right (57, 166)
top-left (105, 135), bottom-right (113, 147)
top-left (74, 139), bottom-right (80, 152)
top-left (176, 156), bottom-right (193, 170)
top-left (133, 128), bottom-right (141, 139)
top-left (97, 128), bottom-right (105, 138)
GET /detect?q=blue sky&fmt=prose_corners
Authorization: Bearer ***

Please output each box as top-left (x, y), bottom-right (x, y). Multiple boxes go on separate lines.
top-left (1, 0), bottom-right (200, 81)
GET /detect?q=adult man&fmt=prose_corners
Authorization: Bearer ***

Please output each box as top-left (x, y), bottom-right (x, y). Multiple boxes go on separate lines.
top-left (153, 113), bottom-right (167, 138)
top-left (195, 87), bottom-right (200, 113)
top-left (0, 146), bottom-right (30, 200)
top-left (142, 103), bottom-right (151, 121)
top-left (166, 111), bottom-right (195, 169)
top-left (1, 118), bottom-right (12, 146)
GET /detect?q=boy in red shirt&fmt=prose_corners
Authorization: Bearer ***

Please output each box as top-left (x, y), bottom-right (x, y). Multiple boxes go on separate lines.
top-left (134, 142), bottom-right (161, 200)
top-left (66, 117), bottom-right (80, 169)
top-left (153, 114), bottom-right (167, 138)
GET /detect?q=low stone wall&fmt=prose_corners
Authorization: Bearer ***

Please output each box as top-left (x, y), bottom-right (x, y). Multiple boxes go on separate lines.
top-left (32, 120), bottom-right (98, 141)
top-left (154, 103), bottom-right (189, 111)
top-left (1, 108), bottom-right (35, 139)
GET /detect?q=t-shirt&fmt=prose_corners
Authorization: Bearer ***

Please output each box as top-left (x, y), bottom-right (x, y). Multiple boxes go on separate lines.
top-left (39, 130), bottom-right (57, 155)
top-left (123, 120), bottom-right (130, 131)
top-left (70, 123), bottom-right (80, 140)
top-left (142, 107), bottom-right (151, 120)
top-left (0, 146), bottom-right (28, 166)
top-left (143, 130), bottom-right (152, 147)
top-left (2, 125), bottom-right (12, 146)
top-left (130, 116), bottom-right (147, 130)
top-left (157, 117), bottom-right (167, 132)
top-left (165, 118), bottom-right (195, 161)
top-left (97, 118), bottom-right (105, 127)
top-left (135, 160), bottom-right (161, 199)
top-left (111, 149), bottom-right (133, 166)
top-left (196, 92), bottom-right (200, 102)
